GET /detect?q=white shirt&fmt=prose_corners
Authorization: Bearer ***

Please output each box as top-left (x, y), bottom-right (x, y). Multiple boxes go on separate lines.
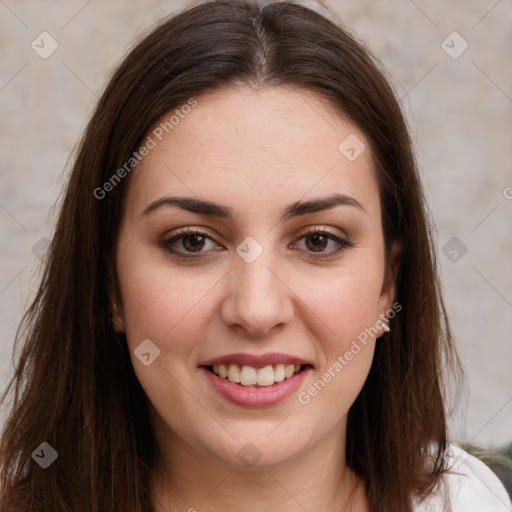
top-left (413, 443), bottom-right (512, 511)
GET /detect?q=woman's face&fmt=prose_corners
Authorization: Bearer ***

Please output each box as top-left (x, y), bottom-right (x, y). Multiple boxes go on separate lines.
top-left (115, 86), bottom-right (398, 469)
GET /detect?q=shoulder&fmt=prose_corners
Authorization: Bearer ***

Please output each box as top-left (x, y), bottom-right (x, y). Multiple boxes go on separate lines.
top-left (413, 442), bottom-right (512, 512)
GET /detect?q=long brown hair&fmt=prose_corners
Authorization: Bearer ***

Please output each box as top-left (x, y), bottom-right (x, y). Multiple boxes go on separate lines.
top-left (0, 1), bottom-right (463, 510)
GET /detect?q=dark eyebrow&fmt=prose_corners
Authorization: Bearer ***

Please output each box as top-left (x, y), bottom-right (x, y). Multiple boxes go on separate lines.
top-left (140, 193), bottom-right (366, 220)
top-left (281, 193), bottom-right (366, 220)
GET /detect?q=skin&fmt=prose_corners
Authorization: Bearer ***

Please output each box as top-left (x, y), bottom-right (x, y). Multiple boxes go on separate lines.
top-left (113, 85), bottom-right (400, 512)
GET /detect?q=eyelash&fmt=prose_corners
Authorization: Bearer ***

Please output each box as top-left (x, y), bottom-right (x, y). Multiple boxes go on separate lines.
top-left (160, 226), bottom-right (354, 258)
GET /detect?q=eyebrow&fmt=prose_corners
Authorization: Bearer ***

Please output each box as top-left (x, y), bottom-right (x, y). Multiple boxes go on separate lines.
top-left (140, 193), bottom-right (366, 221)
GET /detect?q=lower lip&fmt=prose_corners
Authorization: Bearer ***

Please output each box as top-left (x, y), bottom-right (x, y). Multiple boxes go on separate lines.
top-left (201, 366), bottom-right (312, 407)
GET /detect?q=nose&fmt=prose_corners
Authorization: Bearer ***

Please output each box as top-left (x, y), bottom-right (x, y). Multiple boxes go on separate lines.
top-left (221, 252), bottom-right (295, 337)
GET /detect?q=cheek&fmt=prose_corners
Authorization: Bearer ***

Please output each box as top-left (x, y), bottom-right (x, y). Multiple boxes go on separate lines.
top-left (116, 244), bottom-right (222, 358)
top-left (116, 251), bottom-right (221, 417)
top-left (292, 260), bottom-right (383, 405)
top-left (299, 264), bottom-right (384, 349)
top-left (295, 276), bottom-right (379, 420)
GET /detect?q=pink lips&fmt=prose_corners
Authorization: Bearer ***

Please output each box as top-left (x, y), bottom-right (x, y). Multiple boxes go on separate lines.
top-left (199, 352), bottom-right (314, 407)
top-left (200, 367), bottom-right (312, 408)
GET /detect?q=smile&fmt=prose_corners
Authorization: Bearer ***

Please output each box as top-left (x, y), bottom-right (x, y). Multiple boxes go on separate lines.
top-left (201, 364), bottom-right (313, 407)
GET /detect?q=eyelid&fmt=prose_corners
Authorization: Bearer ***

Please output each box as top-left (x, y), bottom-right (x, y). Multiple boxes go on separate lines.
top-left (167, 226), bottom-right (214, 237)
top-left (295, 224), bottom-right (347, 239)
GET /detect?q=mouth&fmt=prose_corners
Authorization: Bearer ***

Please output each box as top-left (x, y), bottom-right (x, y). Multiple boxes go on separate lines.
top-left (203, 363), bottom-right (313, 387)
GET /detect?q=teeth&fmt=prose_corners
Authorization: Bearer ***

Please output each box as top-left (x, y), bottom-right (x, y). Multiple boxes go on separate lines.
top-left (273, 364), bottom-right (285, 383)
top-left (240, 365), bottom-right (258, 386)
top-left (211, 363), bottom-right (304, 387)
top-left (227, 364), bottom-right (241, 383)
top-left (257, 365), bottom-right (274, 387)
top-left (218, 364), bottom-right (228, 378)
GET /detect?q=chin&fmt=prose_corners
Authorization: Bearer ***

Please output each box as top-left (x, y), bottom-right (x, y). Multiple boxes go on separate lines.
top-left (201, 431), bottom-right (307, 470)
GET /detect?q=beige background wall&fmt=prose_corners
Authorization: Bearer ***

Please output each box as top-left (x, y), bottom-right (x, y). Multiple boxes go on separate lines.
top-left (1, 0), bottom-right (511, 448)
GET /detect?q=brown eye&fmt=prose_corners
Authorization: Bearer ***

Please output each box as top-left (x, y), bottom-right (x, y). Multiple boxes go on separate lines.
top-left (292, 229), bottom-right (354, 255)
top-left (181, 234), bottom-right (206, 252)
top-left (161, 228), bottom-right (223, 256)
top-left (305, 233), bottom-right (329, 252)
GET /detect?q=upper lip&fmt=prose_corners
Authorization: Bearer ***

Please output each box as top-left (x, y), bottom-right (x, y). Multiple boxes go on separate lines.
top-left (200, 352), bottom-right (314, 369)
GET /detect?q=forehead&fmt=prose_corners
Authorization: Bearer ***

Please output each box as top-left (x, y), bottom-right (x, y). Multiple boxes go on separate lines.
top-left (124, 85), bottom-right (379, 222)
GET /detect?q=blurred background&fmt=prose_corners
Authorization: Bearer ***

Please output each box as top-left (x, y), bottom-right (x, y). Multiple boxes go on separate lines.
top-left (0, 0), bottom-right (511, 451)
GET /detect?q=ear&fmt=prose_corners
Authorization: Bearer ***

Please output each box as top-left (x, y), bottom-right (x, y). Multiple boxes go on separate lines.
top-left (112, 304), bottom-right (126, 333)
top-left (378, 240), bottom-right (402, 325)
top-left (108, 290), bottom-right (126, 334)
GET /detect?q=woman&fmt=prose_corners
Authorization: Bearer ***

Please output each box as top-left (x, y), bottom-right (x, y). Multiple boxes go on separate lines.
top-left (1, 0), bottom-right (510, 511)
